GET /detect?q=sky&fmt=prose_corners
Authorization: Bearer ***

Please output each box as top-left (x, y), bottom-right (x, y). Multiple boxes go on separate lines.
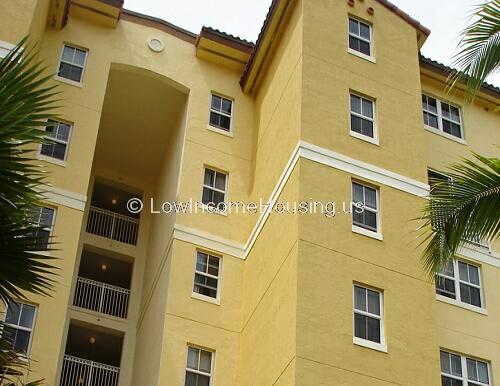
top-left (123, 0), bottom-right (499, 87)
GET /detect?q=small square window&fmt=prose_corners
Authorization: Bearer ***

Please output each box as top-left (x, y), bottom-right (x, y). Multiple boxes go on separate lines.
top-left (348, 17), bottom-right (372, 57)
top-left (353, 285), bottom-right (383, 345)
top-left (209, 94), bottom-right (233, 132)
top-left (40, 120), bottom-right (72, 161)
top-left (28, 206), bottom-right (55, 249)
top-left (350, 94), bottom-right (375, 139)
top-left (352, 182), bottom-right (379, 233)
top-left (185, 346), bottom-right (213, 386)
top-left (422, 94), bottom-right (463, 139)
top-left (202, 168), bottom-right (227, 210)
top-left (435, 260), bottom-right (484, 309)
top-left (2, 301), bottom-right (37, 355)
top-left (193, 251), bottom-right (221, 299)
top-left (57, 44), bottom-right (87, 84)
top-left (440, 350), bottom-right (490, 386)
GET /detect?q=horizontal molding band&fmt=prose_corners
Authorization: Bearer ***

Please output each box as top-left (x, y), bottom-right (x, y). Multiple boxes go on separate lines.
top-left (40, 185), bottom-right (87, 211)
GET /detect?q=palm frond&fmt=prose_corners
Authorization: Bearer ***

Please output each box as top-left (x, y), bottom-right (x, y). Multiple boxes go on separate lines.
top-left (0, 37), bottom-right (60, 305)
top-left (421, 153), bottom-right (500, 276)
top-left (448, 0), bottom-right (500, 102)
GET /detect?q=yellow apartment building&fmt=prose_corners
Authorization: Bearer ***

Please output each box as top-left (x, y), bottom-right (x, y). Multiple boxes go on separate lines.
top-left (0, 0), bottom-right (499, 385)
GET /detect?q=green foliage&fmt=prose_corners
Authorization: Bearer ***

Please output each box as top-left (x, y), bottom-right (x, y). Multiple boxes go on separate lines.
top-left (449, 0), bottom-right (500, 102)
top-left (421, 154), bottom-right (500, 275)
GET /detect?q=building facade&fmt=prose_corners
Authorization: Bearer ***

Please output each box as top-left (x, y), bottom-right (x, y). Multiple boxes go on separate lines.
top-left (0, 0), bottom-right (499, 385)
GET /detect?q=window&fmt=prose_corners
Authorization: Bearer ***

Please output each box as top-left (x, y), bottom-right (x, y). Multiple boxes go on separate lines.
top-left (0, 40), bottom-right (15, 59)
top-left (2, 301), bottom-right (36, 355)
top-left (353, 285), bottom-right (383, 346)
top-left (29, 206), bottom-right (55, 248)
top-left (422, 94), bottom-right (463, 139)
top-left (440, 351), bottom-right (490, 386)
top-left (57, 44), bottom-right (87, 83)
top-left (193, 251), bottom-right (221, 300)
top-left (348, 17), bottom-right (372, 57)
top-left (185, 346), bottom-right (213, 386)
top-left (40, 120), bottom-right (72, 161)
top-left (436, 260), bottom-right (483, 308)
top-left (352, 182), bottom-right (379, 233)
top-left (202, 168), bottom-right (227, 209)
top-left (350, 94), bottom-right (375, 140)
top-left (209, 94), bottom-right (233, 132)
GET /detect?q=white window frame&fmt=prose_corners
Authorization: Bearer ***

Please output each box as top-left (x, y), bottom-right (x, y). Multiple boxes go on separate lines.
top-left (30, 206), bottom-right (56, 255)
top-left (347, 16), bottom-right (375, 62)
top-left (440, 350), bottom-right (491, 386)
top-left (349, 92), bottom-right (378, 144)
top-left (436, 259), bottom-right (486, 314)
top-left (1, 301), bottom-right (38, 356)
top-left (208, 93), bottom-right (234, 136)
top-left (0, 40), bottom-right (16, 59)
top-left (352, 284), bottom-right (386, 352)
top-left (55, 44), bottom-right (88, 86)
top-left (191, 251), bottom-right (222, 305)
top-left (184, 345), bottom-right (215, 386)
top-left (201, 167), bottom-right (228, 215)
top-left (422, 93), bottom-right (465, 143)
top-left (351, 181), bottom-right (382, 240)
top-left (37, 120), bottom-right (73, 165)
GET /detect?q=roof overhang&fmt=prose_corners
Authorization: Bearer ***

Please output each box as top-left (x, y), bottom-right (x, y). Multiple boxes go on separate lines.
top-left (195, 27), bottom-right (253, 72)
top-left (50, 0), bottom-right (124, 29)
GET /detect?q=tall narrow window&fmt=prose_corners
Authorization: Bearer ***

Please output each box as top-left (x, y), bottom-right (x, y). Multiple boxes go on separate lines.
top-left (2, 301), bottom-right (37, 355)
top-left (422, 94), bottom-right (463, 139)
top-left (348, 17), bottom-right (372, 57)
top-left (352, 182), bottom-right (379, 233)
top-left (440, 351), bottom-right (490, 386)
top-left (40, 120), bottom-right (72, 161)
top-left (353, 285), bottom-right (383, 345)
top-left (193, 251), bottom-right (221, 300)
top-left (350, 94), bottom-right (375, 140)
top-left (202, 168), bottom-right (227, 209)
top-left (57, 44), bottom-right (87, 83)
top-left (435, 260), bottom-right (483, 309)
top-left (185, 346), bottom-right (213, 386)
top-left (29, 206), bottom-right (55, 248)
top-left (209, 94), bottom-right (233, 132)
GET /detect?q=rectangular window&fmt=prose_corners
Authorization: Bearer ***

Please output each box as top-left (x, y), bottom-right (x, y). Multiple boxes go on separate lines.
top-left (209, 94), bottom-right (233, 132)
top-left (353, 285), bottom-right (383, 345)
top-left (40, 120), bottom-right (72, 161)
top-left (193, 251), bottom-right (221, 300)
top-left (185, 346), bottom-right (213, 386)
top-left (202, 168), bottom-right (227, 209)
top-left (57, 44), bottom-right (87, 83)
top-left (2, 301), bottom-right (37, 355)
top-left (422, 94), bottom-right (463, 139)
top-left (350, 93), bottom-right (375, 139)
top-left (440, 350), bottom-right (490, 386)
top-left (348, 17), bottom-right (372, 57)
top-left (352, 182), bottom-right (379, 233)
top-left (436, 260), bottom-right (483, 308)
top-left (29, 206), bottom-right (55, 248)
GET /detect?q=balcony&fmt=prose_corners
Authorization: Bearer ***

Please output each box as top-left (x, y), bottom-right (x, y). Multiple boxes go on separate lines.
top-left (86, 182), bottom-right (141, 246)
top-left (60, 323), bottom-right (123, 386)
top-left (73, 249), bottom-right (132, 319)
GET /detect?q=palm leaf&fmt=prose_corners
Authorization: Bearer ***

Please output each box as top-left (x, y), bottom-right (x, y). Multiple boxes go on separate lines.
top-left (420, 153), bottom-right (500, 275)
top-left (448, 0), bottom-right (500, 102)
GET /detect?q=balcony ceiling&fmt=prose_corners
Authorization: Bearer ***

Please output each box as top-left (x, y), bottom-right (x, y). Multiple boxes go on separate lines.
top-left (93, 66), bottom-right (188, 186)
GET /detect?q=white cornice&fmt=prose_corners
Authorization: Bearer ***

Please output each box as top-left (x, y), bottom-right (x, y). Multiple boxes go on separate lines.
top-left (173, 141), bottom-right (433, 259)
top-left (40, 185), bottom-right (87, 211)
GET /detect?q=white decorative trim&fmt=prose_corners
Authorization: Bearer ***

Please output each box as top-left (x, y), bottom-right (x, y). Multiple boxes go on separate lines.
top-left (39, 186), bottom-right (87, 211)
top-left (173, 224), bottom-right (245, 258)
top-left (352, 225), bottom-right (383, 241)
top-left (298, 141), bottom-right (429, 197)
top-left (172, 141), bottom-right (432, 259)
top-left (457, 244), bottom-right (500, 268)
top-left (353, 337), bottom-right (387, 353)
top-left (436, 294), bottom-right (488, 316)
top-left (191, 292), bottom-right (221, 305)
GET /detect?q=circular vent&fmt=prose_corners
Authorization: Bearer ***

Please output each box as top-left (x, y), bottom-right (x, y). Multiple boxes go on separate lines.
top-left (148, 37), bottom-right (165, 52)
